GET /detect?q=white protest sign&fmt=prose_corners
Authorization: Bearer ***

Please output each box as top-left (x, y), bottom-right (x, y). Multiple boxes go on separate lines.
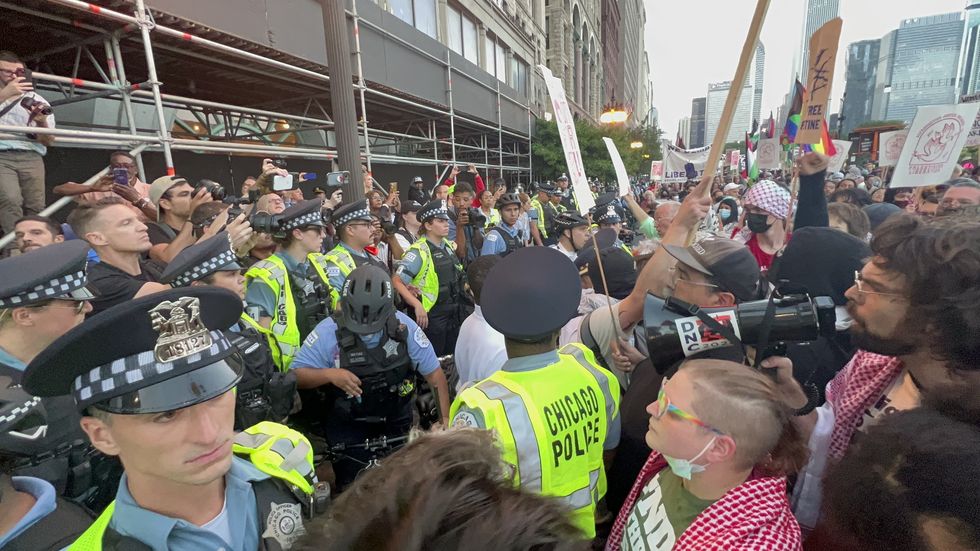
top-left (756, 138), bottom-right (781, 169)
top-left (728, 149), bottom-right (741, 168)
top-left (662, 143), bottom-right (711, 183)
top-left (892, 103), bottom-right (980, 187)
top-left (539, 64), bottom-right (595, 213)
top-left (650, 160), bottom-right (664, 182)
top-left (961, 93), bottom-right (980, 147)
top-left (828, 140), bottom-right (852, 173)
top-left (878, 130), bottom-right (907, 167)
top-left (602, 137), bottom-right (631, 197)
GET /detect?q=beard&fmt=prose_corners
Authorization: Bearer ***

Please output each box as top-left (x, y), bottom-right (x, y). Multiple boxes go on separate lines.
top-left (847, 303), bottom-right (918, 357)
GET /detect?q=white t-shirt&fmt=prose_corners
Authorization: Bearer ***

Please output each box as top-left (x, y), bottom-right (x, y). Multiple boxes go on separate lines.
top-left (549, 241), bottom-right (577, 261)
top-left (855, 368), bottom-right (920, 433)
top-left (454, 305), bottom-right (508, 391)
top-left (199, 496), bottom-right (232, 549)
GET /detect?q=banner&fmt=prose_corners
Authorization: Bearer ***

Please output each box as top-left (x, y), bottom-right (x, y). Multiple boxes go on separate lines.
top-left (662, 143), bottom-right (711, 183)
top-left (756, 138), bottom-right (781, 169)
top-left (650, 161), bottom-right (664, 182)
top-left (878, 130), bottom-right (908, 167)
top-left (539, 65), bottom-right (595, 213)
top-left (827, 140), bottom-right (852, 173)
top-left (892, 103), bottom-right (980, 188)
top-left (960, 93), bottom-right (980, 147)
top-left (797, 18), bottom-right (843, 144)
top-left (602, 137), bottom-right (631, 197)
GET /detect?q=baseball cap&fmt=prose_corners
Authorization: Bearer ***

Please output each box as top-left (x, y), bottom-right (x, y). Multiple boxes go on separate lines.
top-left (723, 183), bottom-right (739, 193)
top-left (401, 200), bottom-right (423, 214)
top-left (664, 237), bottom-right (762, 301)
top-left (148, 175), bottom-right (189, 221)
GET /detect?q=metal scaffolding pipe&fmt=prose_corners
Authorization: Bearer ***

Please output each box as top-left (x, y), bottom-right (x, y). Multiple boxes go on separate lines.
top-left (133, 0), bottom-right (174, 173)
top-left (108, 35), bottom-right (147, 181)
top-left (0, 125), bottom-right (160, 142)
top-left (350, 0), bottom-right (373, 172)
top-left (131, 90), bottom-right (336, 128)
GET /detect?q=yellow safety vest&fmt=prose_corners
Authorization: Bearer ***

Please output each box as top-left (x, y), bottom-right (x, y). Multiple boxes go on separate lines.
top-left (449, 343), bottom-right (621, 538)
top-left (530, 198), bottom-right (549, 238)
top-left (403, 237), bottom-right (459, 312)
top-left (69, 422), bottom-right (316, 550)
top-left (244, 255), bottom-right (301, 371)
top-left (483, 208), bottom-right (501, 229)
top-left (310, 244), bottom-right (358, 310)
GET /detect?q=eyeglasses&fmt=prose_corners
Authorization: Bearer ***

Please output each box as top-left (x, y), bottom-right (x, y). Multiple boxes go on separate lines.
top-left (669, 265), bottom-right (719, 289)
top-left (653, 387), bottom-right (725, 435)
top-left (33, 299), bottom-right (88, 315)
top-left (853, 271), bottom-right (906, 300)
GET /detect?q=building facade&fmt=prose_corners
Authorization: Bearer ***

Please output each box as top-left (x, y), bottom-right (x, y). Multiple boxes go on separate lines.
top-left (705, 81), bottom-right (754, 145)
top-left (690, 97), bottom-right (706, 148)
top-left (840, 39), bottom-right (880, 135)
top-left (618, 0), bottom-right (644, 119)
top-left (800, 0), bottom-right (841, 80)
top-left (677, 116), bottom-right (691, 146)
top-left (960, 3), bottom-right (980, 96)
top-left (600, 0), bottom-right (622, 107)
top-left (544, 0), bottom-right (602, 119)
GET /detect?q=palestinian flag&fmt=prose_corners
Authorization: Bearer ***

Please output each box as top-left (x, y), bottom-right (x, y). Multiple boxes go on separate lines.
top-left (782, 79), bottom-right (837, 156)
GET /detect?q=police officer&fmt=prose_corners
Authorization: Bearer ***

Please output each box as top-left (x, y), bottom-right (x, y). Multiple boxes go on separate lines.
top-left (549, 211), bottom-right (590, 262)
top-left (555, 173), bottom-right (578, 212)
top-left (245, 199), bottom-right (332, 370)
top-left (529, 182), bottom-right (555, 246)
top-left (0, 241), bottom-right (120, 511)
top-left (0, 380), bottom-right (93, 550)
top-left (161, 233), bottom-right (298, 429)
top-left (450, 247), bottom-right (621, 538)
top-left (392, 200), bottom-right (470, 356)
top-left (311, 199), bottom-right (388, 311)
top-left (480, 193), bottom-right (525, 256)
top-left (23, 287), bottom-right (325, 550)
top-left (592, 200), bottom-right (633, 256)
top-left (291, 265), bottom-right (449, 489)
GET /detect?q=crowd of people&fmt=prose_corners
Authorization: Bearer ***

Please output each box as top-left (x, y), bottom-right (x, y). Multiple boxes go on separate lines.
top-left (1, 50), bottom-right (980, 551)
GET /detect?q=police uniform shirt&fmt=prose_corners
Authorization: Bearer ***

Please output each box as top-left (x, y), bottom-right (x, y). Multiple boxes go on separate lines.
top-left (292, 311), bottom-right (438, 376)
top-left (244, 250), bottom-right (309, 319)
top-left (109, 457), bottom-right (270, 550)
top-left (480, 222), bottom-right (521, 256)
top-left (452, 349), bottom-right (621, 451)
top-left (394, 238), bottom-right (453, 287)
top-left (325, 241), bottom-right (384, 292)
top-left (0, 346), bottom-right (25, 372)
top-left (0, 477), bottom-right (58, 547)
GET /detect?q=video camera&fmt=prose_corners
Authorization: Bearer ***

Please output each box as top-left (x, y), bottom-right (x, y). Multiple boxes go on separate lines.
top-left (223, 188), bottom-right (261, 219)
top-left (643, 292), bottom-right (836, 373)
top-left (448, 207), bottom-right (486, 228)
top-left (194, 179), bottom-right (226, 201)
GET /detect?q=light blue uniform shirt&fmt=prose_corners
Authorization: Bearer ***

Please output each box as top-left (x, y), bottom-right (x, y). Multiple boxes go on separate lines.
top-left (292, 311), bottom-right (438, 376)
top-left (108, 456), bottom-right (269, 551)
top-left (323, 242), bottom-right (373, 294)
top-left (244, 250), bottom-right (307, 319)
top-left (0, 477), bottom-right (58, 547)
top-left (394, 237), bottom-right (452, 287)
top-left (480, 222), bottom-right (521, 256)
top-left (0, 345), bottom-right (26, 372)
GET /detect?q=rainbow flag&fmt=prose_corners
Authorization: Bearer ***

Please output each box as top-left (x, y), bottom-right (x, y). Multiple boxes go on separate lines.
top-left (781, 79), bottom-right (836, 156)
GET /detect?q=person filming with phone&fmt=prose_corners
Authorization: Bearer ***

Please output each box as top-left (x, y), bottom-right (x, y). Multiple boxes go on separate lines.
top-left (53, 151), bottom-right (155, 219)
top-left (0, 51), bottom-right (54, 242)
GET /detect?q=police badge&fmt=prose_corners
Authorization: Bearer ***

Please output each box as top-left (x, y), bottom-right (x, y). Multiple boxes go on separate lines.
top-left (149, 296), bottom-right (213, 362)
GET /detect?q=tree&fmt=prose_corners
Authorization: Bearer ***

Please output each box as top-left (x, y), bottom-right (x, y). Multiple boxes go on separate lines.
top-left (531, 118), bottom-right (663, 182)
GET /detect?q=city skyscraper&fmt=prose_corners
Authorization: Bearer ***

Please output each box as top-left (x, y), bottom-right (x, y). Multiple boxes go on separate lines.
top-left (960, 3), bottom-right (980, 96)
top-left (705, 81), bottom-right (754, 144)
top-left (799, 0), bottom-right (841, 80)
top-left (677, 116), bottom-right (691, 146)
top-left (752, 42), bottom-right (765, 123)
top-left (840, 39), bottom-right (880, 135)
top-left (690, 97), bottom-right (706, 148)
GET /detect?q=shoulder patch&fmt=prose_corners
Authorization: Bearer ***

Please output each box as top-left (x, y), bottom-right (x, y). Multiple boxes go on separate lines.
top-left (302, 331), bottom-right (319, 347)
top-left (452, 409), bottom-right (484, 429)
top-left (403, 252), bottom-right (418, 263)
top-left (326, 266), bottom-right (342, 277)
top-left (413, 326), bottom-right (431, 348)
top-left (485, 231), bottom-right (499, 242)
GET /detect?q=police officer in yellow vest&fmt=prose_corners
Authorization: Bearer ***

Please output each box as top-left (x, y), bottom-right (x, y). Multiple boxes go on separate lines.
top-left (244, 199), bottom-right (332, 371)
top-left (22, 287), bottom-right (326, 550)
top-left (529, 182), bottom-right (555, 246)
top-left (592, 200), bottom-right (633, 258)
top-left (450, 247), bottom-right (621, 538)
top-left (392, 199), bottom-right (470, 356)
top-left (312, 199), bottom-right (388, 311)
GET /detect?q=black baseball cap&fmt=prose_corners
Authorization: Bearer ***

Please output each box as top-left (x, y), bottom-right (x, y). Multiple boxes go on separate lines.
top-left (664, 237), bottom-right (762, 301)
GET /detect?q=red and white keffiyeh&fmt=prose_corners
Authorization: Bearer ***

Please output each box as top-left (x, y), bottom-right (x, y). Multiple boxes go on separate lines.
top-left (743, 180), bottom-right (791, 220)
top-left (606, 453), bottom-right (802, 551)
top-left (825, 350), bottom-right (904, 460)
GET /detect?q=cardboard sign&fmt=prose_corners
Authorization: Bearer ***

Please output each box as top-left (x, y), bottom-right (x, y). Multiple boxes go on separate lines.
top-left (892, 103), bottom-right (980, 187)
top-left (602, 137), bottom-right (631, 197)
top-left (539, 65), bottom-right (595, 214)
top-left (650, 160), bottom-right (664, 182)
top-left (878, 129), bottom-right (908, 168)
top-left (796, 18), bottom-right (843, 145)
top-left (828, 140), bottom-right (852, 173)
top-left (756, 138), bottom-right (781, 169)
top-left (663, 143), bottom-right (711, 183)
top-left (728, 149), bottom-right (741, 168)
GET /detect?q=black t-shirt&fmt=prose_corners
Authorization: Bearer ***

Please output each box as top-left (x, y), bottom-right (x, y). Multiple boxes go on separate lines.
top-left (87, 260), bottom-right (161, 317)
top-left (146, 222), bottom-right (180, 246)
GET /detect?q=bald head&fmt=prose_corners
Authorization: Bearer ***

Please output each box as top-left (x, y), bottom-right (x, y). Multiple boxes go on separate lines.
top-left (654, 201), bottom-right (681, 237)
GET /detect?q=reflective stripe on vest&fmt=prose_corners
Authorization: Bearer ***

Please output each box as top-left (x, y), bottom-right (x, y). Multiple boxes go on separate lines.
top-left (473, 379), bottom-right (542, 493)
top-left (530, 198), bottom-right (548, 238)
top-left (245, 255), bottom-right (300, 371)
top-left (233, 421), bottom-right (315, 494)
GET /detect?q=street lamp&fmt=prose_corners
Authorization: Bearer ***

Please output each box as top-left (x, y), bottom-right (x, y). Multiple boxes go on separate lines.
top-left (630, 141), bottom-right (643, 149)
top-left (600, 95), bottom-right (629, 124)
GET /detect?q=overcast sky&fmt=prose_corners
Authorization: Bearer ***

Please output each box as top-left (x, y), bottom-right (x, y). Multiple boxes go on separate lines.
top-left (645, 0), bottom-right (967, 138)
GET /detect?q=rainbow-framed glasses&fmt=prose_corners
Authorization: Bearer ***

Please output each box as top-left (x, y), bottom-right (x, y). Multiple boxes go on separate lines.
top-left (653, 387), bottom-right (726, 435)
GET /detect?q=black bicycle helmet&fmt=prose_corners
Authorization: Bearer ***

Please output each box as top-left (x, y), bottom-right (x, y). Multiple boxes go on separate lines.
top-left (0, 378), bottom-right (47, 460)
top-left (495, 193), bottom-right (521, 209)
top-left (340, 265), bottom-right (396, 334)
top-left (553, 211), bottom-right (589, 232)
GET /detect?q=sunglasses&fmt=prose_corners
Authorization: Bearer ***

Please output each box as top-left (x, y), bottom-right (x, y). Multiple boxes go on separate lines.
top-left (33, 299), bottom-right (88, 315)
top-left (653, 386), bottom-right (725, 435)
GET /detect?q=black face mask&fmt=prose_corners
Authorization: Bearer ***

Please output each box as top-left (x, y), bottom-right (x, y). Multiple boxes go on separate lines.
top-left (746, 212), bottom-right (773, 233)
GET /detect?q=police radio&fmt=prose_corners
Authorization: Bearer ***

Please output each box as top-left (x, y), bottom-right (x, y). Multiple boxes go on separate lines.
top-left (643, 292), bottom-right (836, 373)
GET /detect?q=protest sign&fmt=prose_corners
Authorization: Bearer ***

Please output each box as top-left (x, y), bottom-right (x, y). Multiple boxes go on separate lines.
top-left (650, 161), bottom-right (664, 182)
top-left (960, 93), bottom-right (980, 147)
top-left (539, 64), bottom-right (595, 213)
top-left (602, 137), bottom-right (631, 197)
top-left (892, 103), bottom-right (980, 188)
top-left (828, 140), bottom-right (852, 173)
top-left (727, 149), bottom-right (741, 168)
top-left (757, 138), bottom-right (781, 169)
top-left (663, 143), bottom-right (711, 183)
top-left (878, 129), bottom-right (908, 168)
top-left (796, 18), bottom-right (843, 145)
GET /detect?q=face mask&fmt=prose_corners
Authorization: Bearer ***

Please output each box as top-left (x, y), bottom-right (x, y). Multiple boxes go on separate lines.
top-left (746, 212), bottom-right (772, 233)
top-left (663, 436), bottom-right (716, 480)
top-left (719, 209), bottom-right (732, 221)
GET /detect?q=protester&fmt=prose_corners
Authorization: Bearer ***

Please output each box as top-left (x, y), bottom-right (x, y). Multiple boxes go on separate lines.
top-left (432, 183), bottom-right (450, 202)
top-left (937, 178), bottom-right (980, 216)
top-left (862, 202), bottom-right (902, 233)
top-left (52, 151), bottom-right (154, 219)
top-left (446, 182), bottom-right (483, 261)
top-left (731, 179), bottom-right (792, 272)
top-left (408, 175), bottom-right (428, 204)
top-left (653, 200), bottom-right (680, 238)
top-left (145, 175), bottom-right (214, 263)
top-left (453, 255), bottom-right (506, 391)
top-left (830, 188), bottom-right (873, 208)
top-left (13, 214), bottom-right (62, 254)
top-left (827, 202), bottom-right (870, 240)
top-left (714, 196), bottom-right (739, 236)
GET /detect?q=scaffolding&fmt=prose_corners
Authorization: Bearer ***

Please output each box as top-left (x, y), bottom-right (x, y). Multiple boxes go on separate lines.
top-left (0, 0), bottom-right (534, 219)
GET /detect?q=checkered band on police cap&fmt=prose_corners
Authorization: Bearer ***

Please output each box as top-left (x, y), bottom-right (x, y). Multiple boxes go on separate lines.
top-left (283, 211), bottom-right (325, 231)
top-left (418, 200), bottom-right (450, 222)
top-left (71, 330), bottom-right (232, 407)
top-left (743, 179), bottom-right (791, 220)
top-left (597, 204), bottom-right (622, 224)
top-left (171, 249), bottom-right (238, 287)
top-left (0, 268), bottom-right (88, 308)
top-left (333, 199), bottom-right (372, 226)
top-left (0, 395), bottom-right (41, 429)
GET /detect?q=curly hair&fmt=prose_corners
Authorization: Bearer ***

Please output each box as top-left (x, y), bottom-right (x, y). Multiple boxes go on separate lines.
top-left (870, 214), bottom-right (980, 372)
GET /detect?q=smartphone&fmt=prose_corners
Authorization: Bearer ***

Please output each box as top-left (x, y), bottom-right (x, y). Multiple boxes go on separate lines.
top-left (112, 167), bottom-right (129, 186)
top-left (388, 182), bottom-right (398, 194)
top-left (272, 174), bottom-right (294, 191)
top-left (684, 163), bottom-right (698, 180)
top-left (326, 171), bottom-right (349, 189)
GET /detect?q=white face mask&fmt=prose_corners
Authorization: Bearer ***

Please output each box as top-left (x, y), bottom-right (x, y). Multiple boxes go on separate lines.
top-left (663, 436), bottom-right (716, 480)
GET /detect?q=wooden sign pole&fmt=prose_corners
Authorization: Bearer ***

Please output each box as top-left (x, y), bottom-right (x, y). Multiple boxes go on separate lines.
top-left (687, 0), bottom-right (772, 244)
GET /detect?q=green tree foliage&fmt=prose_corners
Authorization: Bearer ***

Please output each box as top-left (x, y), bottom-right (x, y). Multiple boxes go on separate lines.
top-left (531, 119), bottom-right (662, 182)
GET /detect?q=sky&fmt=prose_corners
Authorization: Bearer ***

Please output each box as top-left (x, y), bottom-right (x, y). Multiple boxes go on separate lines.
top-left (645, 0), bottom-right (968, 139)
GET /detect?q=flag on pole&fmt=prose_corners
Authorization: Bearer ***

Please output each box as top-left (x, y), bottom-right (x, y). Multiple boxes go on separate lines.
top-left (781, 79), bottom-right (837, 156)
top-left (744, 119), bottom-right (760, 181)
top-left (765, 111), bottom-right (775, 139)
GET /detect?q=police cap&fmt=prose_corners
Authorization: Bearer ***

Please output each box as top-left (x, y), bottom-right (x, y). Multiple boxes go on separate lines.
top-left (480, 247), bottom-right (580, 342)
top-left (595, 203), bottom-right (624, 225)
top-left (160, 232), bottom-right (241, 287)
top-left (330, 198), bottom-right (373, 227)
top-left (280, 199), bottom-right (326, 231)
top-left (553, 211), bottom-right (589, 232)
top-left (24, 287), bottom-right (244, 414)
top-left (417, 199), bottom-right (450, 223)
top-left (0, 240), bottom-right (94, 309)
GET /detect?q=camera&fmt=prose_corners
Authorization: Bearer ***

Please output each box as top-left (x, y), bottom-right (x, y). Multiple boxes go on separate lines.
top-left (194, 179), bottom-right (226, 201)
top-left (643, 292), bottom-right (836, 372)
top-left (271, 159), bottom-right (287, 170)
top-left (20, 96), bottom-right (52, 116)
top-left (449, 207), bottom-right (486, 228)
top-left (223, 189), bottom-right (261, 219)
top-left (248, 211), bottom-right (285, 235)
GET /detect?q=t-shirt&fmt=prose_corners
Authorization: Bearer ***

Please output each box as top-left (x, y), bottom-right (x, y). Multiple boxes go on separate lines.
top-left (146, 222), bottom-right (181, 246)
top-left (855, 368), bottom-right (919, 433)
top-left (76, 180), bottom-right (151, 205)
top-left (87, 260), bottom-right (161, 316)
top-left (622, 469), bottom-right (716, 551)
